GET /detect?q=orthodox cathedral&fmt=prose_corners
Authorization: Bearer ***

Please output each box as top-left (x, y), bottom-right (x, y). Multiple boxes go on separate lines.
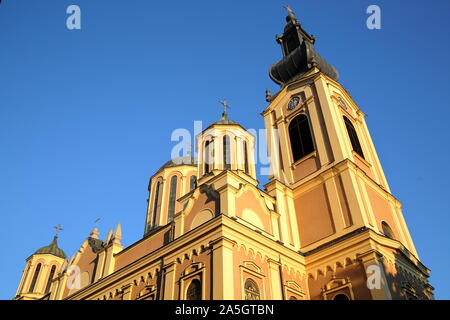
top-left (14, 9), bottom-right (433, 300)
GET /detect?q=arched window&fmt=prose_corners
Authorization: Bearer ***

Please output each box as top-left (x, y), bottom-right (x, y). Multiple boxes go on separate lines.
top-left (288, 114), bottom-right (315, 162)
top-left (243, 140), bottom-right (249, 174)
top-left (189, 176), bottom-right (197, 191)
top-left (333, 293), bottom-right (350, 300)
top-left (244, 278), bottom-right (260, 300)
top-left (381, 221), bottom-right (396, 240)
top-left (205, 140), bottom-right (213, 174)
top-left (186, 279), bottom-right (202, 300)
top-left (29, 263), bottom-right (41, 293)
top-left (167, 176), bottom-right (178, 223)
top-left (144, 188), bottom-right (152, 234)
top-left (223, 135), bottom-right (231, 170)
top-left (45, 265), bottom-right (56, 293)
top-left (152, 181), bottom-right (161, 227)
top-left (343, 116), bottom-right (364, 159)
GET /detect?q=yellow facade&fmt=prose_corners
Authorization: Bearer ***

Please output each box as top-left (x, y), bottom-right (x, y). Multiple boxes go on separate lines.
top-left (14, 10), bottom-right (433, 301)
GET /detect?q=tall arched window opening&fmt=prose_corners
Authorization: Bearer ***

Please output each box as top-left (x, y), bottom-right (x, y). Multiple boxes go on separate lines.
top-left (343, 116), bottom-right (364, 159)
top-left (288, 114), bottom-right (315, 162)
top-left (29, 263), bottom-right (41, 293)
top-left (333, 293), bottom-right (350, 300)
top-left (189, 176), bottom-right (197, 191)
top-left (186, 279), bottom-right (202, 300)
top-left (45, 265), bottom-right (56, 293)
top-left (205, 141), bottom-right (212, 174)
top-left (243, 140), bottom-right (249, 174)
top-left (381, 221), bottom-right (396, 240)
top-left (152, 181), bottom-right (161, 227)
top-left (244, 278), bottom-right (260, 300)
top-left (223, 135), bottom-right (231, 170)
top-left (167, 176), bottom-right (178, 222)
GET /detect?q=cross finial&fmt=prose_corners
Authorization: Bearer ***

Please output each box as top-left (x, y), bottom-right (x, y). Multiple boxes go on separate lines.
top-left (53, 224), bottom-right (63, 236)
top-left (283, 5), bottom-right (294, 15)
top-left (219, 99), bottom-right (231, 113)
top-left (219, 99), bottom-right (232, 120)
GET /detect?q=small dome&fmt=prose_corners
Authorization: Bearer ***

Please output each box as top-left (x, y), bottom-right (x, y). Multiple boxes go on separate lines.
top-left (157, 156), bottom-right (196, 172)
top-left (34, 235), bottom-right (66, 259)
top-left (204, 112), bottom-right (245, 131)
top-left (213, 116), bottom-right (238, 125)
top-left (212, 111), bottom-right (238, 125)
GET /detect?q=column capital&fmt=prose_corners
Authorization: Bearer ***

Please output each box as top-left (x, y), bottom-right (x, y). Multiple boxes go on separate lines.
top-left (356, 250), bottom-right (383, 264)
top-left (209, 236), bottom-right (237, 250)
top-left (266, 258), bottom-right (282, 268)
top-left (121, 283), bottom-right (133, 300)
top-left (164, 261), bottom-right (177, 272)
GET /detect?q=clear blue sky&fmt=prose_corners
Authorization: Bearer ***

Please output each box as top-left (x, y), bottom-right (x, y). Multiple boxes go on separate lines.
top-left (1, 0), bottom-right (449, 300)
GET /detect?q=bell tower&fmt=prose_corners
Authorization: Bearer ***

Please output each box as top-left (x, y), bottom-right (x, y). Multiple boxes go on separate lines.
top-left (262, 7), bottom-right (434, 300)
top-left (264, 8), bottom-right (417, 256)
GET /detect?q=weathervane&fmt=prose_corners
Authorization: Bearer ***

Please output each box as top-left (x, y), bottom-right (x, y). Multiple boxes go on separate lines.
top-left (53, 224), bottom-right (63, 236)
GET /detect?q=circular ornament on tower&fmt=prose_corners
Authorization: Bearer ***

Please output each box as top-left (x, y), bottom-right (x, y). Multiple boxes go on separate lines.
top-left (287, 96), bottom-right (300, 110)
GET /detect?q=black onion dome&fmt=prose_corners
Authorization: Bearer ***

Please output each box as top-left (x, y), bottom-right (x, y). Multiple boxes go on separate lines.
top-left (269, 12), bottom-right (339, 86)
top-left (269, 44), bottom-right (339, 85)
top-left (34, 235), bottom-right (66, 259)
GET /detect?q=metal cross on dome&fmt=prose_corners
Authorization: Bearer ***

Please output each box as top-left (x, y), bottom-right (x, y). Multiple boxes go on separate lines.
top-left (219, 99), bottom-right (232, 114)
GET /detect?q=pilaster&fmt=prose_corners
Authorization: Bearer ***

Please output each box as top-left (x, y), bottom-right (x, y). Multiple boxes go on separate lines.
top-left (267, 259), bottom-right (283, 300)
top-left (163, 262), bottom-right (177, 300)
top-left (357, 251), bottom-right (392, 300)
top-left (210, 237), bottom-right (236, 299)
